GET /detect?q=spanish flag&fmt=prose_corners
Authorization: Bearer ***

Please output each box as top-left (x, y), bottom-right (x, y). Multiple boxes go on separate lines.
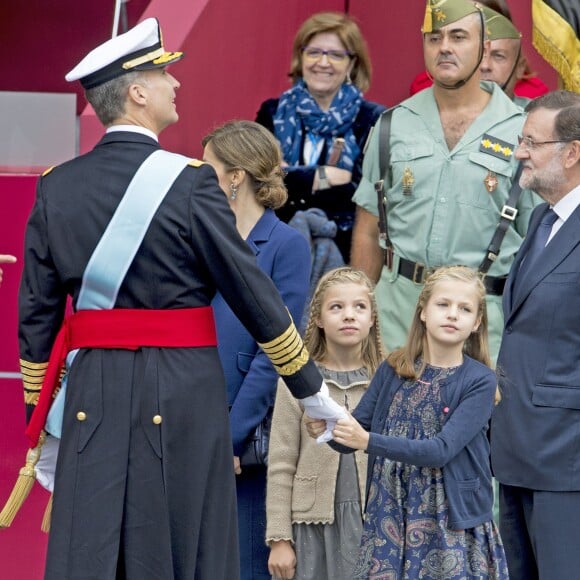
top-left (532, 0), bottom-right (579, 92)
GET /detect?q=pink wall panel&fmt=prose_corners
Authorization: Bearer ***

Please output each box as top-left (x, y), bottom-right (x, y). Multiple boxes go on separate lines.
top-left (0, 175), bottom-right (37, 371)
top-left (0, 380), bottom-right (49, 580)
top-left (0, 176), bottom-right (46, 578)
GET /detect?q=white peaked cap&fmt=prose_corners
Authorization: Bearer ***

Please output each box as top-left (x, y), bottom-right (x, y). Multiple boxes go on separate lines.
top-left (65, 17), bottom-right (183, 89)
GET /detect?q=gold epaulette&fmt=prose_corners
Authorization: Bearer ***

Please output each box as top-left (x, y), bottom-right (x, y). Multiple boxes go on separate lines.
top-left (41, 166), bottom-right (55, 177)
top-left (259, 322), bottom-right (309, 376)
top-left (187, 159), bottom-right (205, 168)
top-left (20, 359), bottom-right (48, 407)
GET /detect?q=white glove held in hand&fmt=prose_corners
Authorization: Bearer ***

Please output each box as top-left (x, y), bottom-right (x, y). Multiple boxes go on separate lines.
top-left (35, 434), bottom-right (60, 492)
top-left (300, 381), bottom-right (347, 443)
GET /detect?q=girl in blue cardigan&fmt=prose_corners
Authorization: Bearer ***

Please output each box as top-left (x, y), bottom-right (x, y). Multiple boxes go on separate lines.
top-left (307, 265), bottom-right (508, 579)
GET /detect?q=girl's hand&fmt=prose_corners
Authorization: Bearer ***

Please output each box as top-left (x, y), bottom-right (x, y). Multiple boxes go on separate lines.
top-left (233, 456), bottom-right (241, 475)
top-left (332, 413), bottom-right (370, 451)
top-left (268, 539), bottom-right (296, 579)
top-left (304, 415), bottom-right (327, 439)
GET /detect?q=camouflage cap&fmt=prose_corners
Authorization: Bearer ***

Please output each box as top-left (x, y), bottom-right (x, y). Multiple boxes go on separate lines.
top-left (422, 0), bottom-right (482, 34)
top-left (481, 6), bottom-right (521, 40)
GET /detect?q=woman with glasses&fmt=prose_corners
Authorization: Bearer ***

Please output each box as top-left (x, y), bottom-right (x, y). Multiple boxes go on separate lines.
top-left (256, 12), bottom-right (385, 262)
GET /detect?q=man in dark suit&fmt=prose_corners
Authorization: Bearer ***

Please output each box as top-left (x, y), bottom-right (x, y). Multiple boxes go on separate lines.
top-left (491, 90), bottom-right (580, 579)
top-left (12, 17), bottom-right (343, 580)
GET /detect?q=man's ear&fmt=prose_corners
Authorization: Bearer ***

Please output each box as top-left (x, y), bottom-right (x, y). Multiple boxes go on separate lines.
top-left (563, 140), bottom-right (580, 170)
top-left (127, 82), bottom-right (148, 106)
top-left (515, 55), bottom-right (527, 80)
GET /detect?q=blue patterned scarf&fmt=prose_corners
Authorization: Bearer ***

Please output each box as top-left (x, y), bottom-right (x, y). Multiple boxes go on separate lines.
top-left (273, 80), bottom-right (362, 171)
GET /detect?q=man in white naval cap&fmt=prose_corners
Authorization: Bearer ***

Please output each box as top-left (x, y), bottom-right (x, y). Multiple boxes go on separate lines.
top-left (11, 17), bottom-right (344, 580)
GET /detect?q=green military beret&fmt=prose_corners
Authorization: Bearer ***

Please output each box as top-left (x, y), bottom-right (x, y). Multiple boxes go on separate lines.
top-left (422, 0), bottom-right (482, 33)
top-left (481, 6), bottom-right (521, 40)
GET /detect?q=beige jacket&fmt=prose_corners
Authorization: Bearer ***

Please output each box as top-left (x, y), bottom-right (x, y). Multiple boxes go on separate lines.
top-left (265, 373), bottom-right (369, 544)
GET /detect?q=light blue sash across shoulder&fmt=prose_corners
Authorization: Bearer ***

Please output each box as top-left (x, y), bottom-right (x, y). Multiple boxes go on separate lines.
top-left (46, 150), bottom-right (192, 437)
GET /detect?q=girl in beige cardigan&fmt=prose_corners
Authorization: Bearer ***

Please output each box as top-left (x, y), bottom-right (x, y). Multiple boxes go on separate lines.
top-left (266, 267), bottom-right (385, 580)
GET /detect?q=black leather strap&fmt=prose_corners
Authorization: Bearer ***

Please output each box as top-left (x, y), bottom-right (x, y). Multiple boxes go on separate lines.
top-left (478, 162), bottom-right (524, 274)
top-left (375, 108), bottom-right (394, 246)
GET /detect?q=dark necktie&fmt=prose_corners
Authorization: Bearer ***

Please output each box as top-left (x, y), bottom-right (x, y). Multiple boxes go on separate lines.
top-left (518, 208), bottom-right (559, 278)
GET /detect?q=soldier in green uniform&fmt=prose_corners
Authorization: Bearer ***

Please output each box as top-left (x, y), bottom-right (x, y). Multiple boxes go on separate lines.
top-left (479, 5), bottom-right (530, 107)
top-left (351, 0), bottom-right (538, 359)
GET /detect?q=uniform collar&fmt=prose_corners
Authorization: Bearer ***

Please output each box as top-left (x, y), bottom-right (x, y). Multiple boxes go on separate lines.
top-left (106, 124), bottom-right (159, 142)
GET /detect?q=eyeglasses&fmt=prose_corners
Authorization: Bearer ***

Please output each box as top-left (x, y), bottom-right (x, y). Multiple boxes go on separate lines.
top-left (516, 135), bottom-right (570, 151)
top-left (301, 47), bottom-right (353, 64)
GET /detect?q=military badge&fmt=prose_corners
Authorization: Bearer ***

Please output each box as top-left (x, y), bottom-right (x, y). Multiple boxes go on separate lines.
top-left (484, 170), bottom-right (498, 193)
top-left (479, 133), bottom-right (514, 160)
top-left (402, 166), bottom-right (415, 195)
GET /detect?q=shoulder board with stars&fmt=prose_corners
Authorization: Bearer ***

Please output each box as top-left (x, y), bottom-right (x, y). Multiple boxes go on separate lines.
top-left (187, 159), bottom-right (205, 168)
top-left (479, 134), bottom-right (514, 160)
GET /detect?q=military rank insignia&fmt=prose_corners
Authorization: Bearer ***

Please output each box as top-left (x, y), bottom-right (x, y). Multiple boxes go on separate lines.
top-left (402, 166), bottom-right (415, 195)
top-left (484, 170), bottom-right (498, 193)
top-left (479, 134), bottom-right (514, 160)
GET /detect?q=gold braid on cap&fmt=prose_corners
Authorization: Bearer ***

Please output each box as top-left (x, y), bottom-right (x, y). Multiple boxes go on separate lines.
top-left (122, 47), bottom-right (166, 70)
top-left (259, 322), bottom-right (309, 376)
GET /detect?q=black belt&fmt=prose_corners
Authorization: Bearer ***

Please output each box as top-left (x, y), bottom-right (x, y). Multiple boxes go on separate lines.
top-left (384, 251), bottom-right (506, 296)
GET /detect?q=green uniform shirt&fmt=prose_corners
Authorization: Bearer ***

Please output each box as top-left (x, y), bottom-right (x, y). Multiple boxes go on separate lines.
top-left (353, 82), bottom-right (539, 358)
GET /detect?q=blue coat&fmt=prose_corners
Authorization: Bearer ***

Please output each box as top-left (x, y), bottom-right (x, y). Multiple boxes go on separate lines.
top-left (332, 356), bottom-right (497, 529)
top-left (491, 201), bottom-right (580, 490)
top-left (212, 208), bottom-right (311, 456)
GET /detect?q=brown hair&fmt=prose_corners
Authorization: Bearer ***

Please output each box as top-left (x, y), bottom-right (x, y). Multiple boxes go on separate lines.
top-left (202, 120), bottom-right (287, 209)
top-left (388, 266), bottom-right (491, 379)
top-left (289, 12), bottom-right (372, 93)
top-left (304, 267), bottom-right (385, 376)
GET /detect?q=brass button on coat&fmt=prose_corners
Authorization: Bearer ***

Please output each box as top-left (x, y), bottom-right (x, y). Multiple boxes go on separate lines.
top-left (152, 414), bottom-right (162, 425)
top-left (76, 411), bottom-right (87, 421)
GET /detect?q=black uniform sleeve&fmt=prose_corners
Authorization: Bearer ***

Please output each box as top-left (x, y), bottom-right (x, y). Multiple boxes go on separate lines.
top-left (186, 164), bottom-right (321, 399)
top-left (18, 174), bottom-right (68, 421)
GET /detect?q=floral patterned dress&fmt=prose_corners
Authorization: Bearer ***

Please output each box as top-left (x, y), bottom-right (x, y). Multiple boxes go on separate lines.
top-left (353, 364), bottom-right (508, 579)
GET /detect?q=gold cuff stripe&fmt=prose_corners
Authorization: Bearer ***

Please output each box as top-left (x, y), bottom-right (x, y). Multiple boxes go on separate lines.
top-left (122, 47), bottom-right (165, 70)
top-left (272, 346), bottom-right (309, 376)
top-left (267, 333), bottom-right (304, 364)
top-left (19, 359), bottom-right (48, 371)
top-left (259, 323), bottom-right (295, 350)
top-left (260, 325), bottom-right (304, 365)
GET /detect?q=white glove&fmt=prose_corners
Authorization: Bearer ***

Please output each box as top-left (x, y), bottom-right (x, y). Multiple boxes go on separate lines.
top-left (300, 381), bottom-right (348, 443)
top-left (35, 434), bottom-right (60, 492)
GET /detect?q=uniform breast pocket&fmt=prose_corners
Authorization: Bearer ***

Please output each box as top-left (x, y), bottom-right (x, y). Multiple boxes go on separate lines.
top-left (388, 142), bottom-right (434, 201)
top-left (463, 152), bottom-right (514, 209)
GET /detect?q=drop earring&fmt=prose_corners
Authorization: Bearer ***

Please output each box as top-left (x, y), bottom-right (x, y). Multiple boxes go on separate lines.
top-left (229, 183), bottom-right (238, 201)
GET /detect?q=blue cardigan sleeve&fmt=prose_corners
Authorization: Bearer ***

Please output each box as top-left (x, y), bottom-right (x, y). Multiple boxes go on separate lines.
top-left (364, 367), bottom-right (496, 468)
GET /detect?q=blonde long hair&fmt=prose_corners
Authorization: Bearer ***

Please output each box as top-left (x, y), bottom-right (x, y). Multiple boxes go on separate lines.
top-left (388, 266), bottom-right (491, 380)
top-left (304, 267), bottom-right (385, 375)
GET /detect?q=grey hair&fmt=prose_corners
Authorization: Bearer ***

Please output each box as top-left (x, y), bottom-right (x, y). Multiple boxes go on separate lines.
top-left (85, 71), bottom-right (149, 126)
top-left (525, 91), bottom-right (580, 143)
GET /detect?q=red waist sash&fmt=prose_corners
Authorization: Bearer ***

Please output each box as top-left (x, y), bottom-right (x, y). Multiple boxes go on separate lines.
top-left (26, 307), bottom-right (217, 446)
